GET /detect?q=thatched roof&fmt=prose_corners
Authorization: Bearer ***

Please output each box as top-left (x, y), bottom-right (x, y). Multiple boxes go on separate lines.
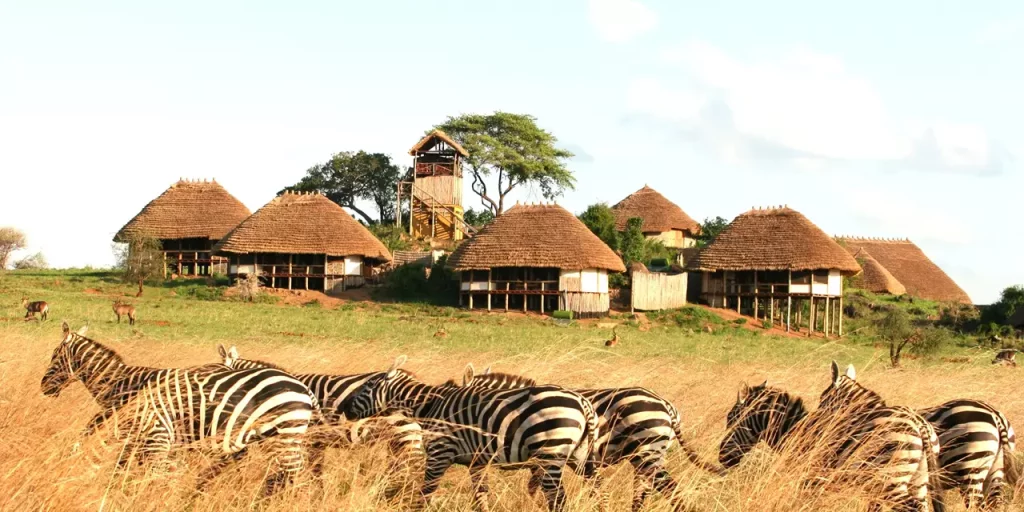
top-left (409, 129), bottom-right (469, 157)
top-left (687, 206), bottom-right (860, 274)
top-left (213, 192), bottom-right (392, 261)
top-left (114, 179), bottom-right (251, 242)
top-left (838, 237), bottom-right (970, 303)
top-left (850, 249), bottom-right (906, 296)
top-left (612, 185), bottom-right (700, 236)
top-left (446, 203), bottom-right (625, 272)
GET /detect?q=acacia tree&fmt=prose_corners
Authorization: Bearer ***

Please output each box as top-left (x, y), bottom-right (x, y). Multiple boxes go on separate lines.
top-left (0, 227), bottom-right (27, 269)
top-left (285, 151), bottom-right (401, 224)
top-left (696, 216), bottom-right (729, 248)
top-left (114, 236), bottom-right (163, 296)
top-left (436, 112), bottom-right (575, 216)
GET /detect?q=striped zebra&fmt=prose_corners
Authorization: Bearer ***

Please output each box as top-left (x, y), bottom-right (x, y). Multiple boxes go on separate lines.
top-left (814, 362), bottom-right (944, 512)
top-left (919, 399), bottom-right (1018, 508)
top-left (721, 385), bottom-right (1019, 510)
top-left (39, 323), bottom-right (230, 438)
top-left (217, 345), bottom-right (425, 500)
top-left (342, 356), bottom-right (599, 512)
top-left (459, 365), bottom-right (725, 512)
top-left (42, 323), bottom-right (317, 494)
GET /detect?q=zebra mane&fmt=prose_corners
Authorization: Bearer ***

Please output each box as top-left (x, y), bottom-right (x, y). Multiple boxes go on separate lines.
top-left (467, 372), bottom-right (537, 388)
top-left (70, 333), bottom-right (126, 365)
top-left (745, 384), bottom-right (808, 417)
top-left (238, 357), bottom-right (287, 371)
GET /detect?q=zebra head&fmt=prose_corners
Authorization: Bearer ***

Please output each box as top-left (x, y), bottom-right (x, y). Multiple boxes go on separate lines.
top-left (719, 381), bottom-right (807, 469)
top-left (41, 322), bottom-right (88, 397)
top-left (342, 355), bottom-right (410, 420)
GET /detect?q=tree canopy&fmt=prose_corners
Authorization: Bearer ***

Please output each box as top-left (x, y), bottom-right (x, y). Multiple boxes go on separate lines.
top-left (0, 227), bottom-right (27, 269)
top-left (696, 216), bottom-right (729, 248)
top-left (578, 203), bottom-right (619, 251)
top-left (463, 208), bottom-right (495, 229)
top-left (982, 285), bottom-right (1024, 325)
top-left (436, 112), bottom-right (575, 216)
top-left (285, 151), bottom-right (401, 224)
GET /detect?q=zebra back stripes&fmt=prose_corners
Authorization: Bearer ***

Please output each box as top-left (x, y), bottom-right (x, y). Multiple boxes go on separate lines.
top-left (918, 398), bottom-right (1018, 508)
top-left (343, 356), bottom-right (598, 512)
top-left (814, 362), bottom-right (943, 512)
top-left (457, 365), bottom-right (725, 511)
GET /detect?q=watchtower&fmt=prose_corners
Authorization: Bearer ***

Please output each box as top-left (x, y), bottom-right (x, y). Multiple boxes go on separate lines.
top-left (398, 130), bottom-right (474, 241)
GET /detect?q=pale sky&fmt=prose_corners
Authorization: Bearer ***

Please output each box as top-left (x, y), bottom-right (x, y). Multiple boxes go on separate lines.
top-left (2, 1), bottom-right (1021, 303)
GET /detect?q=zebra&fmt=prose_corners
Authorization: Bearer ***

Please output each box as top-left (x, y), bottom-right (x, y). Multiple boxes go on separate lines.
top-left (721, 384), bottom-right (1018, 510)
top-left (342, 355), bottom-right (599, 512)
top-left (459, 364), bottom-right (725, 512)
top-left (918, 399), bottom-right (1018, 508)
top-left (814, 362), bottom-right (944, 512)
top-left (217, 345), bottom-right (426, 500)
top-left (42, 323), bottom-right (317, 495)
top-left (39, 323), bottom-right (230, 438)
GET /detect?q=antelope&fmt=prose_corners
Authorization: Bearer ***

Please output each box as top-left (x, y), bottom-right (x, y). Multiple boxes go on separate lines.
top-left (22, 298), bottom-right (48, 321)
top-left (112, 301), bottom-right (136, 325)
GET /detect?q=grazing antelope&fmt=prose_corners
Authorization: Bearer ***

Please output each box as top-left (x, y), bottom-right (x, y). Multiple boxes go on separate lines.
top-left (604, 327), bottom-right (619, 347)
top-left (112, 301), bottom-right (136, 325)
top-left (22, 298), bottom-right (48, 321)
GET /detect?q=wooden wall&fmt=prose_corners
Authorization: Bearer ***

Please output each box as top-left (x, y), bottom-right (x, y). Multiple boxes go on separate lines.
top-left (632, 271), bottom-right (688, 311)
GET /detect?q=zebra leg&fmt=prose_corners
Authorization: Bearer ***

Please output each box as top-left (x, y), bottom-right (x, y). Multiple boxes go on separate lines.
top-left (195, 449), bottom-right (249, 493)
top-left (468, 466), bottom-right (491, 512)
top-left (262, 437), bottom-right (306, 497)
top-left (535, 459), bottom-right (568, 512)
top-left (421, 441), bottom-right (456, 509)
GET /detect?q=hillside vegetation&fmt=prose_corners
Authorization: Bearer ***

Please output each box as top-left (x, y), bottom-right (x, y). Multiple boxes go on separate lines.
top-left (0, 269), bottom-right (1020, 511)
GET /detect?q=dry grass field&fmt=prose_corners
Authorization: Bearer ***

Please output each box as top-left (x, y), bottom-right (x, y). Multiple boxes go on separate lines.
top-left (1, 270), bottom-right (1021, 511)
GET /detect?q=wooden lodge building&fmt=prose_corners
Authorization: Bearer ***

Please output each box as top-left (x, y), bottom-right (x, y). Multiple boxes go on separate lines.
top-left (397, 130), bottom-right (475, 242)
top-left (688, 206), bottom-right (861, 336)
top-left (612, 185), bottom-right (701, 251)
top-left (214, 191), bottom-right (392, 292)
top-left (114, 179), bottom-right (251, 277)
top-left (446, 203), bottom-right (626, 317)
top-left (837, 237), bottom-right (971, 303)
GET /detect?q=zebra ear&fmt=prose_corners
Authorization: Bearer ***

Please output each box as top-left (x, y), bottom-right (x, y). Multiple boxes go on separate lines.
top-left (830, 361), bottom-right (841, 384)
top-left (228, 346), bottom-right (238, 360)
top-left (845, 364), bottom-right (856, 381)
top-left (218, 344), bottom-right (227, 358)
top-left (76, 325), bottom-right (88, 336)
top-left (463, 363), bottom-right (475, 386)
top-left (62, 321), bottom-right (70, 335)
top-left (386, 355), bottom-right (407, 377)
top-left (483, 365), bottom-right (492, 375)
top-left (759, 379), bottom-right (767, 388)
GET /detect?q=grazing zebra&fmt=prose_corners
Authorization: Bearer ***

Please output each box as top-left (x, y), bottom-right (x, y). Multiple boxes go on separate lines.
top-left (718, 381), bottom-right (809, 469)
top-left (815, 362), bottom-right (944, 512)
top-left (918, 399), bottom-right (1018, 508)
top-left (42, 323), bottom-right (317, 494)
top-left (342, 356), bottom-right (599, 512)
top-left (22, 298), bottom-right (48, 321)
top-left (217, 345), bottom-right (425, 500)
top-left (39, 323), bottom-right (229, 437)
top-left (460, 365), bottom-right (725, 512)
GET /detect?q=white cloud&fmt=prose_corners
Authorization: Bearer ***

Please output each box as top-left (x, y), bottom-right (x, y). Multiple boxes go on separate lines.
top-left (630, 42), bottom-right (1007, 174)
top-left (587, 0), bottom-right (658, 43)
top-left (841, 186), bottom-right (971, 247)
top-left (977, 19), bottom-right (1022, 44)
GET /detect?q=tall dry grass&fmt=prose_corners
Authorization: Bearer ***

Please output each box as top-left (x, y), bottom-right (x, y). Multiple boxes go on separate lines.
top-left (2, 329), bottom-right (1022, 511)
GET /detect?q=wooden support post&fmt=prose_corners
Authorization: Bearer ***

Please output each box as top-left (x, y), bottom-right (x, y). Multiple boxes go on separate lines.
top-left (162, 251), bottom-right (167, 278)
top-left (469, 291), bottom-right (473, 309)
top-left (408, 194), bottom-right (414, 236)
top-left (395, 185), bottom-right (402, 228)
top-left (487, 269), bottom-right (492, 311)
top-left (272, 264), bottom-right (277, 289)
top-left (769, 285), bottom-right (775, 326)
top-left (505, 282), bottom-right (509, 311)
top-left (808, 286), bottom-right (815, 336)
top-left (825, 296), bottom-right (831, 338)
top-left (324, 255), bottom-right (329, 293)
top-left (431, 205), bottom-right (436, 239)
top-left (753, 271), bottom-right (759, 319)
top-left (839, 295), bottom-right (844, 337)
top-left (786, 271), bottom-right (792, 332)
top-left (540, 282), bottom-right (545, 314)
top-left (305, 266), bottom-right (309, 290)
top-left (288, 254), bottom-right (293, 290)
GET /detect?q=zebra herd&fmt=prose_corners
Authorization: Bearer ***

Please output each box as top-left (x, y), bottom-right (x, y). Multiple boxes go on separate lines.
top-left (42, 322), bottom-right (1017, 511)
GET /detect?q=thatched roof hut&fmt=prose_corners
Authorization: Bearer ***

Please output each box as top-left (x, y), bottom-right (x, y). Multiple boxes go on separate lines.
top-left (448, 203), bottom-right (624, 316)
top-left (114, 179), bottom-right (252, 277)
top-left (215, 192), bottom-right (391, 292)
top-left (838, 237), bottom-right (970, 303)
top-left (612, 185), bottom-right (700, 249)
top-left (850, 249), bottom-right (906, 296)
top-left (408, 129), bottom-right (469, 157)
top-left (115, 179), bottom-right (251, 243)
top-left (448, 203), bottom-right (625, 272)
top-left (689, 206), bottom-right (859, 336)
top-left (688, 207), bottom-right (860, 274)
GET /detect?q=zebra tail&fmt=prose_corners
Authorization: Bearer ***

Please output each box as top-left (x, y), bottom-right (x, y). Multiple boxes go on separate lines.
top-left (672, 419), bottom-right (726, 476)
top-left (1002, 432), bottom-right (1020, 488)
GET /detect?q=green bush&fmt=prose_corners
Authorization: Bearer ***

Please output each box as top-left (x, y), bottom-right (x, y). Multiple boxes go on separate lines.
top-left (381, 264), bottom-right (429, 299)
top-left (665, 306), bottom-right (725, 330)
top-left (910, 326), bottom-right (954, 356)
top-left (183, 285), bottom-right (224, 301)
top-left (552, 310), bottom-right (573, 320)
top-left (368, 224), bottom-right (412, 252)
top-left (733, 318), bottom-right (747, 325)
top-left (608, 273), bottom-right (628, 289)
top-left (303, 299), bottom-right (322, 308)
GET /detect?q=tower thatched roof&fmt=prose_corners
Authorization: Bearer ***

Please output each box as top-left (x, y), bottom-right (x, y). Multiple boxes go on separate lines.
top-left (409, 129), bottom-right (469, 157)
top-left (850, 249), bottom-right (906, 296)
top-left (687, 206), bottom-right (860, 274)
top-left (612, 185), bottom-right (700, 236)
top-left (838, 237), bottom-right (970, 303)
top-left (213, 192), bottom-right (392, 261)
top-left (446, 203), bottom-right (625, 272)
top-left (114, 179), bottom-right (251, 242)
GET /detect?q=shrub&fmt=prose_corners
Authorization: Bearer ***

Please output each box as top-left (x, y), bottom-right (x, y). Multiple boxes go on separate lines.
top-left (608, 272), bottom-right (628, 289)
top-left (733, 318), bottom-right (747, 325)
top-left (667, 306), bottom-right (725, 330)
top-left (910, 326), bottom-right (954, 356)
top-left (234, 272), bottom-right (264, 302)
top-left (13, 252), bottom-right (47, 270)
top-left (368, 224), bottom-right (412, 252)
top-left (552, 310), bottom-right (573, 320)
top-left (303, 299), bottom-right (322, 308)
top-left (381, 264), bottom-right (429, 299)
top-left (183, 285), bottom-right (224, 301)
